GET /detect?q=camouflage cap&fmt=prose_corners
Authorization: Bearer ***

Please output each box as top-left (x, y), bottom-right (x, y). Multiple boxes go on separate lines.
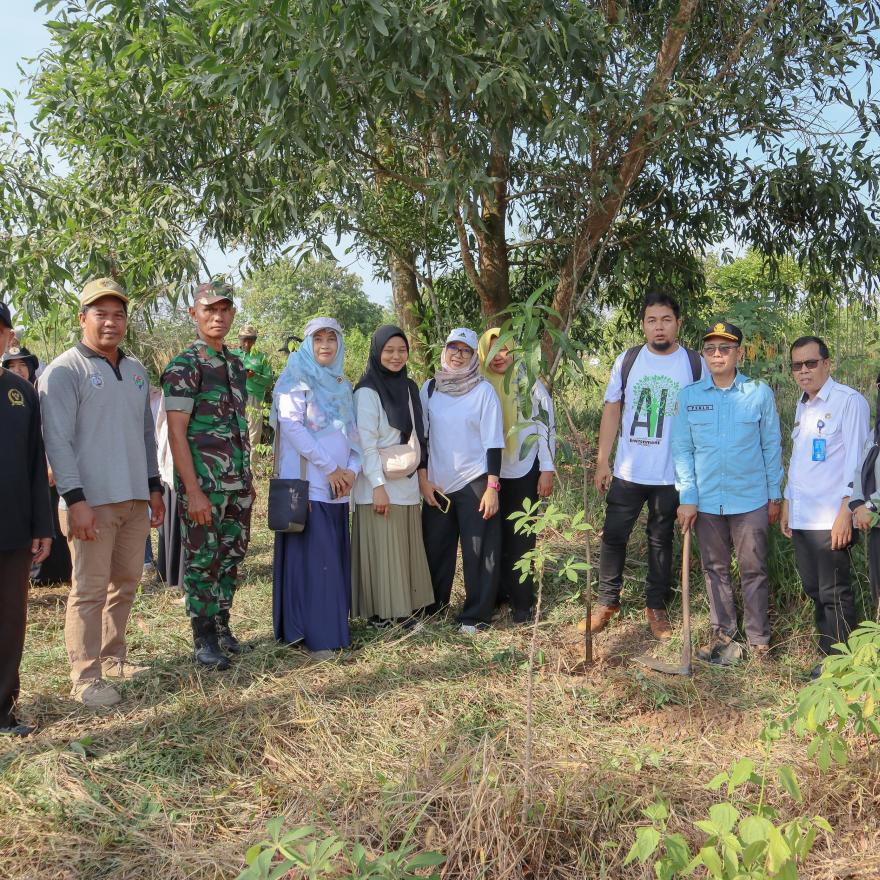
top-left (80, 277), bottom-right (129, 307)
top-left (195, 279), bottom-right (234, 306)
top-left (238, 324), bottom-right (258, 338)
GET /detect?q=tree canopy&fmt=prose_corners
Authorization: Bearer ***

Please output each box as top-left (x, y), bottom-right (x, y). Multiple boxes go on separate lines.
top-left (6, 1), bottom-right (880, 335)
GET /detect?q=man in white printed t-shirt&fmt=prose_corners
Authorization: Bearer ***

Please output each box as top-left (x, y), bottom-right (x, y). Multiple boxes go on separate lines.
top-left (585, 292), bottom-right (703, 640)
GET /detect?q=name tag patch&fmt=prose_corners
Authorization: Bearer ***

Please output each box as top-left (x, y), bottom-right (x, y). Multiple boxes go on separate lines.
top-left (687, 404), bottom-right (713, 412)
top-left (812, 438), bottom-right (826, 461)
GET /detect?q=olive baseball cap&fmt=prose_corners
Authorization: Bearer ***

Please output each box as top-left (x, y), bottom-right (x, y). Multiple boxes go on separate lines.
top-left (195, 280), bottom-right (234, 305)
top-left (80, 278), bottom-right (129, 307)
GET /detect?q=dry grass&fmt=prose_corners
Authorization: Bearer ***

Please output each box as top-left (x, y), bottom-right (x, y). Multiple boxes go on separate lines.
top-left (1, 479), bottom-right (878, 879)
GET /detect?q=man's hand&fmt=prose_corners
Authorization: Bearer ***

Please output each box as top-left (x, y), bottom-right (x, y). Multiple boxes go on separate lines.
top-left (594, 461), bottom-right (612, 494)
top-left (184, 487), bottom-right (213, 526)
top-left (246, 369), bottom-right (255, 378)
top-left (677, 504), bottom-right (698, 532)
top-left (47, 466), bottom-right (55, 488)
top-left (537, 471), bottom-right (554, 498)
top-left (419, 472), bottom-right (441, 508)
top-left (67, 500), bottom-right (99, 541)
top-left (479, 486), bottom-right (499, 520)
top-left (149, 491), bottom-right (166, 528)
top-left (373, 485), bottom-right (390, 517)
top-left (853, 504), bottom-right (876, 532)
top-left (768, 500), bottom-right (781, 525)
top-left (831, 505), bottom-right (853, 550)
top-left (31, 537), bottom-right (52, 564)
top-left (780, 499), bottom-right (792, 538)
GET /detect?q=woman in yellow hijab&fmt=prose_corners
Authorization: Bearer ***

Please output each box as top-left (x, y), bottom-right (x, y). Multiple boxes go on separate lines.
top-left (478, 329), bottom-right (556, 623)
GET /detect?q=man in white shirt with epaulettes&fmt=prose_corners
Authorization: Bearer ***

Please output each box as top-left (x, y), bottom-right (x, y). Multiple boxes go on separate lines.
top-left (781, 335), bottom-right (869, 679)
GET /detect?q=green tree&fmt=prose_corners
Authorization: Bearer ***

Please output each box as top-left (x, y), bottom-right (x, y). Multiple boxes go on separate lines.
top-left (17, 0), bottom-right (880, 337)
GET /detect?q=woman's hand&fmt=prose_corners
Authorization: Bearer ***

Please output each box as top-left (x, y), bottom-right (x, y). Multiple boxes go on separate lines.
top-left (418, 471), bottom-right (441, 508)
top-left (372, 485), bottom-right (390, 517)
top-left (853, 503), bottom-right (876, 531)
top-left (328, 467), bottom-right (350, 498)
top-left (479, 486), bottom-right (499, 520)
top-left (536, 471), bottom-right (554, 498)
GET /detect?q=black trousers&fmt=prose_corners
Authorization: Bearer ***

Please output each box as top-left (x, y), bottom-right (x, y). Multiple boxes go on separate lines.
top-left (868, 528), bottom-right (880, 615)
top-left (597, 477), bottom-right (678, 609)
top-left (498, 459), bottom-right (540, 618)
top-left (422, 475), bottom-right (501, 626)
top-left (0, 547), bottom-right (32, 727)
top-left (792, 529), bottom-right (858, 656)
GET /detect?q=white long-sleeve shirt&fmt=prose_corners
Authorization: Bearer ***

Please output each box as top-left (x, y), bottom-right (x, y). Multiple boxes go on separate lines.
top-left (784, 377), bottom-right (870, 530)
top-left (500, 380), bottom-right (556, 479)
top-left (352, 387), bottom-right (421, 505)
top-left (275, 388), bottom-right (361, 503)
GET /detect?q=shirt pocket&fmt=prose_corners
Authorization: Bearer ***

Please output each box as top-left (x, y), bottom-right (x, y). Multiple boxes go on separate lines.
top-left (734, 409), bottom-right (760, 447)
top-left (687, 412), bottom-right (714, 441)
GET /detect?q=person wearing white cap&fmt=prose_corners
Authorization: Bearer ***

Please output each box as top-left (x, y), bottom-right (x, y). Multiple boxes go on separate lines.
top-left (419, 327), bottom-right (505, 632)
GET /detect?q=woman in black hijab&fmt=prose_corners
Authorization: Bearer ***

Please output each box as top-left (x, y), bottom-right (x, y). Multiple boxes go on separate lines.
top-left (351, 326), bottom-right (433, 628)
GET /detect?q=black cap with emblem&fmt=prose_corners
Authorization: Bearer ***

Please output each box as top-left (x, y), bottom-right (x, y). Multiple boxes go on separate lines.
top-left (703, 321), bottom-right (743, 345)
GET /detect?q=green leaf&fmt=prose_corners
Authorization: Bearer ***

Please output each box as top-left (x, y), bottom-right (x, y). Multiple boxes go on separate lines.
top-left (777, 765), bottom-right (803, 803)
top-left (623, 826), bottom-right (660, 865)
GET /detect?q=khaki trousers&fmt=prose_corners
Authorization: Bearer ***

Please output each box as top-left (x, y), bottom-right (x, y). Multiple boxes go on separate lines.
top-left (246, 394), bottom-right (263, 458)
top-left (60, 500), bottom-right (150, 685)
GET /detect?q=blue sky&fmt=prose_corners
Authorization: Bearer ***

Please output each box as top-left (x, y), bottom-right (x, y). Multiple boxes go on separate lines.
top-left (1, 4), bottom-right (392, 306)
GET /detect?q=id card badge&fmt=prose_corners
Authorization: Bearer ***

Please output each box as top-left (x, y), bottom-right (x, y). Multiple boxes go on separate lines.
top-left (812, 438), bottom-right (827, 461)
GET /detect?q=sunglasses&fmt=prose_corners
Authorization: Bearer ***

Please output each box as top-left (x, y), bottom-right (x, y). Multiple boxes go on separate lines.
top-left (702, 343), bottom-right (738, 355)
top-left (790, 358), bottom-right (825, 372)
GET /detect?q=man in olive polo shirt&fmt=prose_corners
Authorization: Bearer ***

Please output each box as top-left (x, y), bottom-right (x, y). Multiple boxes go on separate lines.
top-left (40, 279), bottom-right (165, 708)
top-left (230, 324), bottom-right (273, 463)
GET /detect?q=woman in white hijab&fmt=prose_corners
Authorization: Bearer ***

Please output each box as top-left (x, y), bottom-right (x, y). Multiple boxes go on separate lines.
top-left (271, 317), bottom-right (361, 660)
top-left (419, 328), bottom-right (504, 633)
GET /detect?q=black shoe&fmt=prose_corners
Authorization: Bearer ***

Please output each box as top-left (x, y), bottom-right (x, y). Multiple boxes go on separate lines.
top-left (0, 720), bottom-right (34, 737)
top-left (809, 663), bottom-right (824, 680)
top-left (191, 617), bottom-right (231, 670)
top-left (512, 608), bottom-right (533, 625)
top-left (369, 616), bottom-right (392, 630)
top-left (215, 610), bottom-right (242, 654)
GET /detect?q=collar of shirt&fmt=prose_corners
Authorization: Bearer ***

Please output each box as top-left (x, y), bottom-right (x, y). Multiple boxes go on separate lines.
top-left (699, 369), bottom-right (746, 392)
top-left (192, 338), bottom-right (230, 362)
top-left (799, 375), bottom-right (836, 406)
top-left (76, 341), bottom-right (127, 363)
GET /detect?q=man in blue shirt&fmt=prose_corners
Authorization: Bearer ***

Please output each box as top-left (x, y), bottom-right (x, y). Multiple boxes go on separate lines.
top-left (672, 322), bottom-right (783, 664)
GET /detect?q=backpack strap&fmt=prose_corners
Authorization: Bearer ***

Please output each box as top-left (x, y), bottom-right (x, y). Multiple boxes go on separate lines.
top-left (428, 378), bottom-right (436, 398)
top-left (617, 345), bottom-right (644, 433)
top-left (684, 346), bottom-right (703, 383)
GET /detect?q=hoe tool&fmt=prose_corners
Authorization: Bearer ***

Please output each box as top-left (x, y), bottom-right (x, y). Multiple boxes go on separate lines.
top-left (634, 528), bottom-right (692, 676)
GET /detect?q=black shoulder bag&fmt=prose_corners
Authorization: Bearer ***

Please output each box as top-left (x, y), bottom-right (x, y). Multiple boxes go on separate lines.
top-left (267, 426), bottom-right (310, 533)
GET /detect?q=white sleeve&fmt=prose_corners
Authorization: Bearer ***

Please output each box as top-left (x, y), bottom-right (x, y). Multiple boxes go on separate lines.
top-left (355, 388), bottom-right (385, 489)
top-left (278, 389), bottom-right (337, 475)
top-left (481, 384), bottom-right (505, 450)
top-left (604, 353), bottom-right (625, 403)
top-left (840, 393), bottom-right (871, 498)
top-left (532, 381), bottom-right (556, 472)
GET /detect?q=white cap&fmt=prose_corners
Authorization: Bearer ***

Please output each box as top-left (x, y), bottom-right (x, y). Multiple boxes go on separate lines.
top-left (445, 327), bottom-right (478, 350)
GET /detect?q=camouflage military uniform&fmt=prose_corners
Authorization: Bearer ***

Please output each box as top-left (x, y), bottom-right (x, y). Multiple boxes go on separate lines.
top-left (162, 340), bottom-right (253, 619)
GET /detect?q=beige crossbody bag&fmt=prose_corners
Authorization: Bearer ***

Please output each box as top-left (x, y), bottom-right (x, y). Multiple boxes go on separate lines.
top-left (379, 393), bottom-right (420, 479)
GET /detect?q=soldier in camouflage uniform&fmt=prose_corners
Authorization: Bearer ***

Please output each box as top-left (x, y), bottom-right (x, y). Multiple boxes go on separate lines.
top-left (230, 324), bottom-right (273, 464)
top-left (162, 280), bottom-right (253, 669)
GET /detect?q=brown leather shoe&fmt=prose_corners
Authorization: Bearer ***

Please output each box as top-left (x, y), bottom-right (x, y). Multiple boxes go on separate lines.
top-left (577, 604), bottom-right (619, 634)
top-left (645, 608), bottom-right (673, 640)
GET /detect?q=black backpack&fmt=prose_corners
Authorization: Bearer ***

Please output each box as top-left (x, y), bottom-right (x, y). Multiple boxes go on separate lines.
top-left (618, 344), bottom-right (702, 431)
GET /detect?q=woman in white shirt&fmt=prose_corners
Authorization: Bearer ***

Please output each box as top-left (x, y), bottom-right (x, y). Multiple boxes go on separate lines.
top-left (271, 317), bottom-right (361, 659)
top-left (419, 328), bottom-right (505, 632)
top-left (478, 329), bottom-right (556, 623)
top-left (351, 326), bottom-right (434, 627)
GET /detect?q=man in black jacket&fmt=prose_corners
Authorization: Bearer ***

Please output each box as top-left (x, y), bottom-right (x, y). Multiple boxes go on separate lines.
top-left (0, 302), bottom-right (53, 736)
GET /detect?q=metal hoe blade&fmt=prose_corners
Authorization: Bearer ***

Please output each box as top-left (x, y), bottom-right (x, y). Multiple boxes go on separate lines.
top-left (634, 528), bottom-right (692, 677)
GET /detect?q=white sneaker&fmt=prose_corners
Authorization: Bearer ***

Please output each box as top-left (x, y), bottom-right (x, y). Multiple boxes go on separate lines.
top-left (308, 649), bottom-right (337, 662)
top-left (71, 680), bottom-right (122, 708)
top-left (102, 659), bottom-right (150, 679)
top-left (459, 624), bottom-right (478, 635)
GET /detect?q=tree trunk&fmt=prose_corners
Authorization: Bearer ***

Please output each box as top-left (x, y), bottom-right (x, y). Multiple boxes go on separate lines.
top-left (475, 147), bottom-right (511, 321)
top-left (389, 249), bottom-right (426, 372)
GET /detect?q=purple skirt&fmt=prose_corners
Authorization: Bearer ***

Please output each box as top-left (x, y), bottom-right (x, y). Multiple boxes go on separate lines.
top-left (273, 501), bottom-right (351, 651)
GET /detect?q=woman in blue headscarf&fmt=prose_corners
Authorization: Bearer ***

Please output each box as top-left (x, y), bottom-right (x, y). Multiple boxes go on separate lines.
top-left (271, 317), bottom-right (361, 660)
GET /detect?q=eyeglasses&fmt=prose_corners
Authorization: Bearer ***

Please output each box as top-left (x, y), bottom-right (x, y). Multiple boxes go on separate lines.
top-left (446, 345), bottom-right (472, 356)
top-left (702, 343), bottom-right (738, 355)
top-left (790, 358), bottom-right (824, 372)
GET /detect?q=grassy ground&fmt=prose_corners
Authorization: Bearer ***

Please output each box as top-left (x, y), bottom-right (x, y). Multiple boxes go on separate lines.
top-left (1, 472), bottom-right (878, 879)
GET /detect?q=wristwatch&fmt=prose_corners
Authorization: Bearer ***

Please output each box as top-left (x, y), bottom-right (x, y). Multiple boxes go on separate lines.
top-left (487, 479), bottom-right (501, 491)
top-left (866, 500), bottom-right (877, 513)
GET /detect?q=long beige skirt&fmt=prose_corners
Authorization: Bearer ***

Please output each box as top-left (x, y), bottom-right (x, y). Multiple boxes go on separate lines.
top-left (351, 503), bottom-right (434, 620)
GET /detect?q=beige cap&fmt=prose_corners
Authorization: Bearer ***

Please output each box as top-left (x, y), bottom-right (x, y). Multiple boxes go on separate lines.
top-left (238, 324), bottom-right (258, 338)
top-left (80, 278), bottom-right (129, 307)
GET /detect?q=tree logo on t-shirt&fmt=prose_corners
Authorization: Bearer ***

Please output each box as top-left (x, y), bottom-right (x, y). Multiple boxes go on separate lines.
top-left (629, 375), bottom-right (681, 439)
